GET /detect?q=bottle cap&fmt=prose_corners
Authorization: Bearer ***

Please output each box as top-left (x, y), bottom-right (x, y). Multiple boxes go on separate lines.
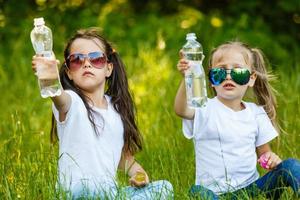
top-left (34, 17), bottom-right (45, 26)
top-left (186, 33), bottom-right (197, 40)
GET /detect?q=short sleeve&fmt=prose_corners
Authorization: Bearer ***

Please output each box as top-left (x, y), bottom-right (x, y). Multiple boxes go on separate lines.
top-left (52, 90), bottom-right (83, 125)
top-left (255, 106), bottom-right (278, 147)
top-left (182, 105), bottom-right (207, 139)
top-left (182, 117), bottom-right (194, 139)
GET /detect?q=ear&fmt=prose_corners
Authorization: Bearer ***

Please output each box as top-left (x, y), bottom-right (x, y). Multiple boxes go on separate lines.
top-left (105, 63), bottom-right (113, 77)
top-left (248, 72), bottom-right (257, 87)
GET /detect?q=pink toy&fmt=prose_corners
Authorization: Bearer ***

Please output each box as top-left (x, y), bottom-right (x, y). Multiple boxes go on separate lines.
top-left (258, 154), bottom-right (269, 169)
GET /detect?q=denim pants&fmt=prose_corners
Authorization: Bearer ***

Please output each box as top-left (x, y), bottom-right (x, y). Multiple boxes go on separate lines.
top-left (189, 158), bottom-right (300, 200)
top-left (72, 180), bottom-right (173, 200)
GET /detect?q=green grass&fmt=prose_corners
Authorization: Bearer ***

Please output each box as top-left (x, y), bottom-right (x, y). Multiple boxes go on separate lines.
top-left (0, 3), bottom-right (299, 199)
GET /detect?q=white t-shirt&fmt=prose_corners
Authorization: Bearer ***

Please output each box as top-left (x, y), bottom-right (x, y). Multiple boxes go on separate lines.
top-left (183, 97), bottom-right (278, 194)
top-left (52, 90), bottom-right (124, 194)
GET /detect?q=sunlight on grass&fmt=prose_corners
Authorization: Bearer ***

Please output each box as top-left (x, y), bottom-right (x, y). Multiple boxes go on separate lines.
top-left (128, 44), bottom-right (171, 108)
top-left (156, 31), bottom-right (166, 50)
top-left (0, 65), bottom-right (7, 85)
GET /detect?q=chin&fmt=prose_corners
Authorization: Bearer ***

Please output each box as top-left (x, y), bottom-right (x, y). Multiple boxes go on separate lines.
top-left (218, 94), bottom-right (242, 101)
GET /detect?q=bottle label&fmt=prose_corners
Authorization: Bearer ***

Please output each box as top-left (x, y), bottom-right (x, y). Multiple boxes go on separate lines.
top-left (189, 61), bottom-right (204, 76)
top-left (184, 61), bottom-right (207, 108)
top-left (42, 51), bottom-right (53, 58)
top-left (184, 52), bottom-right (204, 61)
top-left (34, 41), bottom-right (44, 54)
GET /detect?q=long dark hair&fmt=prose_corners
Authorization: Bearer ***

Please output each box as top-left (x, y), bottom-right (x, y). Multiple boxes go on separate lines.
top-left (51, 28), bottom-right (143, 155)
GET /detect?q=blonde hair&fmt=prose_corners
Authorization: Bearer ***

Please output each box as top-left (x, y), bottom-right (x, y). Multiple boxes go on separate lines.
top-left (208, 41), bottom-right (279, 131)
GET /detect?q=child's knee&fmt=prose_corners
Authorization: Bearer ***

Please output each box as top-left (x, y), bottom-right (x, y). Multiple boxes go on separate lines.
top-left (281, 158), bottom-right (300, 169)
top-left (151, 180), bottom-right (173, 198)
top-left (188, 185), bottom-right (218, 199)
top-left (157, 180), bottom-right (173, 192)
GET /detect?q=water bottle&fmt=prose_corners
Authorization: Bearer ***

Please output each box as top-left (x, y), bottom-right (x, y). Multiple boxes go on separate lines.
top-left (182, 33), bottom-right (207, 108)
top-left (30, 17), bottom-right (62, 98)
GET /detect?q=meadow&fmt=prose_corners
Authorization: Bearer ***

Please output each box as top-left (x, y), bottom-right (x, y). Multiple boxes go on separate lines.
top-left (0, 2), bottom-right (299, 199)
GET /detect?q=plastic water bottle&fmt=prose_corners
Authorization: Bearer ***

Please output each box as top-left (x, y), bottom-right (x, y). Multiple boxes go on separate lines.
top-left (182, 33), bottom-right (207, 108)
top-left (30, 17), bottom-right (62, 98)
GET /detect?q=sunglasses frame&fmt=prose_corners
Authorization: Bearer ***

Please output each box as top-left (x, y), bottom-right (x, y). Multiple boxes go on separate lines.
top-left (208, 67), bottom-right (252, 86)
top-left (65, 51), bottom-right (107, 71)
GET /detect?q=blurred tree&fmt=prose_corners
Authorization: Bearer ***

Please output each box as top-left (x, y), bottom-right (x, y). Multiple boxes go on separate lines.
top-left (128, 0), bottom-right (300, 43)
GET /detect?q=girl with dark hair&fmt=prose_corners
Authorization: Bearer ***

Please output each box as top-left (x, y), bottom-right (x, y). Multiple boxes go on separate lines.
top-left (32, 28), bottom-right (173, 199)
top-left (175, 41), bottom-right (300, 199)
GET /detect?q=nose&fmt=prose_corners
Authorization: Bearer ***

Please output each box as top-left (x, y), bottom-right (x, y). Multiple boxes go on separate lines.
top-left (225, 69), bottom-right (232, 80)
top-left (83, 56), bottom-right (92, 68)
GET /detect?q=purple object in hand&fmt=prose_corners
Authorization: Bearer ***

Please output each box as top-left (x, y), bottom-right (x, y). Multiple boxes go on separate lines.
top-left (258, 154), bottom-right (268, 169)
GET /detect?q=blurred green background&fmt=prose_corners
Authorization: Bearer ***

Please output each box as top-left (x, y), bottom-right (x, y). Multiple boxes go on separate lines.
top-left (0, 0), bottom-right (299, 199)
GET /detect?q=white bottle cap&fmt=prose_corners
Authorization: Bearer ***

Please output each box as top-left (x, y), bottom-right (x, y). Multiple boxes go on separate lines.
top-left (34, 17), bottom-right (45, 26)
top-left (186, 33), bottom-right (197, 40)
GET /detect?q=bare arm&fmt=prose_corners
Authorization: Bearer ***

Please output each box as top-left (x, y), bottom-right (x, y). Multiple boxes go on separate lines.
top-left (32, 55), bottom-right (71, 121)
top-left (256, 143), bottom-right (272, 157)
top-left (256, 143), bottom-right (282, 169)
top-left (118, 151), bottom-right (149, 187)
top-left (51, 91), bottom-right (71, 122)
top-left (174, 80), bottom-right (195, 119)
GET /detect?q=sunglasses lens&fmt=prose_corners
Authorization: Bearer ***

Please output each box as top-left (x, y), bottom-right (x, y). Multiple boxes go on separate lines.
top-left (66, 52), bottom-right (107, 70)
top-left (208, 68), bottom-right (226, 85)
top-left (231, 68), bottom-right (250, 85)
top-left (68, 54), bottom-right (84, 70)
top-left (88, 52), bottom-right (107, 68)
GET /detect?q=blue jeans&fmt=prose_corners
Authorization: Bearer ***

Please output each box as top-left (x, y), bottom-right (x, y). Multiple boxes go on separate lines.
top-left (118, 180), bottom-right (173, 199)
top-left (72, 180), bottom-right (173, 199)
top-left (189, 158), bottom-right (300, 200)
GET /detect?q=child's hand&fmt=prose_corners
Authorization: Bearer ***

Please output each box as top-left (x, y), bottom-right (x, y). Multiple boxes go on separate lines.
top-left (129, 170), bottom-right (149, 188)
top-left (258, 151), bottom-right (282, 170)
top-left (177, 50), bottom-right (189, 76)
top-left (32, 55), bottom-right (60, 80)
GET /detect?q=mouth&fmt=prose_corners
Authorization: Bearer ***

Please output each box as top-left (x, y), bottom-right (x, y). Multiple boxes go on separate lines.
top-left (223, 82), bottom-right (235, 89)
top-left (82, 71), bottom-right (94, 76)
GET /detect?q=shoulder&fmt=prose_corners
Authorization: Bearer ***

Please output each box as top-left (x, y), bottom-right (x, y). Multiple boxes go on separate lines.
top-left (194, 97), bottom-right (221, 115)
top-left (64, 90), bottom-right (86, 110)
top-left (194, 97), bottom-right (216, 112)
top-left (65, 89), bottom-right (80, 99)
top-left (52, 90), bottom-right (86, 125)
top-left (193, 97), bottom-right (216, 120)
top-left (103, 94), bottom-right (119, 114)
top-left (64, 90), bottom-right (85, 104)
top-left (244, 101), bottom-right (266, 115)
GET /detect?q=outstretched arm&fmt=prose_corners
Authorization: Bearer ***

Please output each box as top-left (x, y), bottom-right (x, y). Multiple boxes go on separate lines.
top-left (118, 151), bottom-right (149, 187)
top-left (32, 55), bottom-right (71, 121)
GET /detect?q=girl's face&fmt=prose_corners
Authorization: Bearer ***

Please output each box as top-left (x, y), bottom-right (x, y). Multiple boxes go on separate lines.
top-left (66, 38), bottom-right (113, 93)
top-left (210, 47), bottom-right (256, 102)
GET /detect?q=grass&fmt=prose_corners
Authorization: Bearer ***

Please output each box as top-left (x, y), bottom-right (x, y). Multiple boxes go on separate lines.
top-left (0, 3), bottom-right (299, 199)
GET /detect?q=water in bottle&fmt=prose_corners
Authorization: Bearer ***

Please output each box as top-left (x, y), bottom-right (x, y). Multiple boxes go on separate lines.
top-left (182, 33), bottom-right (207, 108)
top-left (30, 17), bottom-right (62, 98)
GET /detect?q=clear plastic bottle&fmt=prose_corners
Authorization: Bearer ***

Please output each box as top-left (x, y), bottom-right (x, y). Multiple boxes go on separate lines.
top-left (182, 33), bottom-right (207, 108)
top-left (30, 17), bottom-right (62, 98)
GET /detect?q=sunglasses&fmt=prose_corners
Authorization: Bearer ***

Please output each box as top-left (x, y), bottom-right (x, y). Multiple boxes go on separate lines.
top-left (66, 51), bottom-right (107, 70)
top-left (208, 67), bottom-right (251, 86)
